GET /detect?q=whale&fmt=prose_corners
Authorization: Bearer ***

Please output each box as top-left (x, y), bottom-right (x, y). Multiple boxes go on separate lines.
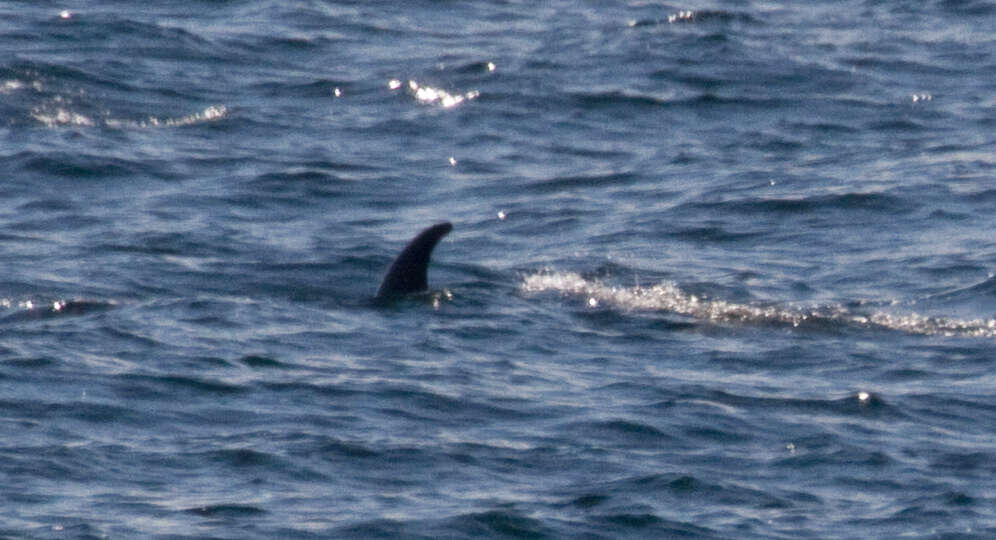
top-left (376, 221), bottom-right (453, 301)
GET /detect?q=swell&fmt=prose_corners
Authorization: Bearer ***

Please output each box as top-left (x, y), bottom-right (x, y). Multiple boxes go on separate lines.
top-left (675, 191), bottom-right (919, 217)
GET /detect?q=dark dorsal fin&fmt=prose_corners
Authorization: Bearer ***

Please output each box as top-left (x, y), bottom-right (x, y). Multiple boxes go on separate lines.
top-left (375, 221), bottom-right (453, 300)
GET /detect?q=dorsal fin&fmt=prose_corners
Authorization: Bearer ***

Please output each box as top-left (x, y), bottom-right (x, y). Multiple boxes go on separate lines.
top-left (375, 222), bottom-right (453, 300)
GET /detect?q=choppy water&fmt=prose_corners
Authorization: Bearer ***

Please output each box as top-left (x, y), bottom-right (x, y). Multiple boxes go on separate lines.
top-left (2, 1), bottom-right (995, 538)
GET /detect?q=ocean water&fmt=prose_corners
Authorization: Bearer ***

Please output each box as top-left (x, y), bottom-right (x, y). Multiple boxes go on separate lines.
top-left (1, 1), bottom-right (995, 538)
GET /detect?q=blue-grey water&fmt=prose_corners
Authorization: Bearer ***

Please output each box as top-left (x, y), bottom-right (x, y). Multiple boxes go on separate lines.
top-left (2, 1), bottom-right (995, 538)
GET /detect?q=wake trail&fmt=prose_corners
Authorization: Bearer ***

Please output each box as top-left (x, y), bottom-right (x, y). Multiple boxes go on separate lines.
top-left (522, 271), bottom-right (996, 338)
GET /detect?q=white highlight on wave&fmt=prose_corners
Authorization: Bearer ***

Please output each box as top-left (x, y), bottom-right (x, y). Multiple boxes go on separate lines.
top-left (31, 104), bottom-right (228, 128)
top-left (31, 108), bottom-right (95, 127)
top-left (3, 74), bottom-right (227, 128)
top-left (107, 105), bottom-right (229, 128)
top-left (2, 79), bottom-right (43, 94)
top-left (388, 79), bottom-right (479, 108)
top-left (627, 10), bottom-right (697, 27)
top-left (521, 271), bottom-right (996, 338)
top-left (0, 298), bottom-right (79, 311)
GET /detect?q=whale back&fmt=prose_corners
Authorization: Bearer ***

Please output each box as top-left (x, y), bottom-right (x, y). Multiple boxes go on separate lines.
top-left (375, 222), bottom-right (453, 300)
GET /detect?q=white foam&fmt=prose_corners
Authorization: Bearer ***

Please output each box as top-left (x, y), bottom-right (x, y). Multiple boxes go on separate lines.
top-left (521, 271), bottom-right (996, 338)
